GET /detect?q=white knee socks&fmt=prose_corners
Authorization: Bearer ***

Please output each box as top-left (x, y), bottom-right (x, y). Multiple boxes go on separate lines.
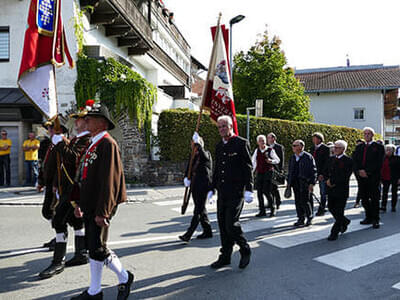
top-left (105, 252), bottom-right (129, 284)
top-left (88, 258), bottom-right (103, 296)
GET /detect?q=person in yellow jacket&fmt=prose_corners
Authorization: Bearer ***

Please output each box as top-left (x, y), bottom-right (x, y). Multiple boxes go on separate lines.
top-left (22, 132), bottom-right (40, 186)
top-left (0, 130), bottom-right (12, 187)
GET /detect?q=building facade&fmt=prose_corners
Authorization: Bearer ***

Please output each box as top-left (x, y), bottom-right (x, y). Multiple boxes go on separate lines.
top-left (296, 65), bottom-right (400, 142)
top-left (0, 0), bottom-right (203, 185)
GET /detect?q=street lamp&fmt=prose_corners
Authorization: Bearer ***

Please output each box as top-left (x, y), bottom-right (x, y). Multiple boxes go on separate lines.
top-left (229, 14), bottom-right (245, 80)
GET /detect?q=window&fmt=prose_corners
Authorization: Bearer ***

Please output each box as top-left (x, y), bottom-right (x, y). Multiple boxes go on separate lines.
top-left (0, 27), bottom-right (10, 62)
top-left (354, 108), bottom-right (365, 120)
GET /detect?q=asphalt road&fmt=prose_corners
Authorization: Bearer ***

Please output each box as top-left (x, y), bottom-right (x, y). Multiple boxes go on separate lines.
top-left (1, 183), bottom-right (400, 300)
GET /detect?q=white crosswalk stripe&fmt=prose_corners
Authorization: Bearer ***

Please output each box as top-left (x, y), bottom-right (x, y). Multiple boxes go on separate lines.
top-left (314, 232), bottom-right (400, 272)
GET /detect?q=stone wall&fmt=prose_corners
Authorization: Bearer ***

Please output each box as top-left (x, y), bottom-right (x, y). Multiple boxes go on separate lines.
top-left (116, 114), bottom-right (185, 186)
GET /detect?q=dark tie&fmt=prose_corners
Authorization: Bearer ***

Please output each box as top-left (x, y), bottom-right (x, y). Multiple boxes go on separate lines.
top-left (362, 144), bottom-right (369, 166)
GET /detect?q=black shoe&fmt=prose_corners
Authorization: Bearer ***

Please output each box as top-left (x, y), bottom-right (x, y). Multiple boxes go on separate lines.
top-left (353, 202), bottom-right (360, 208)
top-left (117, 271), bottom-right (134, 300)
top-left (238, 249), bottom-right (251, 269)
top-left (179, 234), bottom-right (191, 243)
top-left (327, 233), bottom-right (338, 241)
top-left (305, 218), bottom-right (313, 226)
top-left (39, 242), bottom-right (66, 279)
top-left (197, 232), bottom-right (213, 239)
top-left (39, 261), bottom-right (65, 279)
top-left (340, 219), bottom-right (351, 233)
top-left (380, 207), bottom-right (386, 212)
top-left (42, 238), bottom-right (56, 251)
top-left (372, 221), bottom-right (380, 229)
top-left (360, 219), bottom-right (372, 225)
top-left (210, 256), bottom-right (231, 269)
top-left (255, 212), bottom-right (267, 217)
top-left (316, 207), bottom-right (325, 216)
top-left (71, 290), bottom-right (103, 300)
top-left (392, 207), bottom-right (396, 212)
top-left (269, 211), bottom-right (275, 218)
top-left (294, 219), bottom-right (305, 227)
top-left (65, 253), bottom-right (88, 267)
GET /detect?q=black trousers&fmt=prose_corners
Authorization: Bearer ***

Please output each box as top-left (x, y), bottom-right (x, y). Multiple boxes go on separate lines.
top-left (42, 185), bottom-right (55, 220)
top-left (186, 189), bottom-right (211, 236)
top-left (359, 177), bottom-right (380, 222)
top-left (83, 214), bottom-right (110, 262)
top-left (217, 190), bottom-right (250, 259)
top-left (256, 171), bottom-right (274, 212)
top-left (271, 183), bottom-right (281, 207)
top-left (292, 179), bottom-right (313, 220)
top-left (328, 192), bottom-right (349, 234)
top-left (381, 179), bottom-right (399, 209)
top-left (52, 200), bottom-right (84, 234)
top-left (0, 154), bottom-right (10, 186)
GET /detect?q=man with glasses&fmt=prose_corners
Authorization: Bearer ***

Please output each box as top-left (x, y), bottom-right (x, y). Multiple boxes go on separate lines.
top-left (323, 140), bottom-right (353, 241)
top-left (287, 140), bottom-right (317, 226)
top-left (0, 130), bottom-right (12, 187)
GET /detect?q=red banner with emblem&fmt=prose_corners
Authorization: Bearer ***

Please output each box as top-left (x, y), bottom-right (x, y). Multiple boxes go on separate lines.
top-left (202, 23), bottom-right (238, 135)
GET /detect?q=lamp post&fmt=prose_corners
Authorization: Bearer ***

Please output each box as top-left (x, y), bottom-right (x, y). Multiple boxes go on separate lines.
top-left (229, 14), bottom-right (245, 80)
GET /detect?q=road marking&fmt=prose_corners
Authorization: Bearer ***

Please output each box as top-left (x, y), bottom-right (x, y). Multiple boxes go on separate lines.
top-left (314, 231), bottom-right (397, 272)
top-left (153, 200), bottom-right (183, 206)
top-left (392, 282), bottom-right (400, 290)
top-left (261, 218), bottom-right (365, 248)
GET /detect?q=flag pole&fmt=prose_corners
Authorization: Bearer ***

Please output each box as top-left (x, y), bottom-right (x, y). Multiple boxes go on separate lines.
top-left (181, 13), bottom-right (222, 215)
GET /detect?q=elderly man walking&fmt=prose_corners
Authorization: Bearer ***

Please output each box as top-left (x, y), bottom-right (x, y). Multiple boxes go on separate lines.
top-left (323, 140), bottom-right (353, 241)
top-left (352, 127), bottom-right (384, 229)
top-left (287, 140), bottom-right (317, 226)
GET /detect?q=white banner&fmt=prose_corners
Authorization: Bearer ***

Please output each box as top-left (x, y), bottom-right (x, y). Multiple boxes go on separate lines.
top-left (18, 64), bottom-right (57, 119)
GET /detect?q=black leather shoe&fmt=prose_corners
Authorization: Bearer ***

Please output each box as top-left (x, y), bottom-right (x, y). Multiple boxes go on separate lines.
top-left (210, 256), bottom-right (231, 269)
top-left (117, 271), bottom-right (134, 300)
top-left (372, 222), bottom-right (380, 229)
top-left (255, 212), bottom-right (267, 217)
top-left (269, 211), bottom-right (275, 218)
top-left (71, 290), bottom-right (103, 300)
top-left (197, 232), bottom-right (213, 239)
top-left (360, 219), bottom-right (372, 225)
top-left (178, 234), bottom-right (191, 243)
top-left (327, 233), bottom-right (338, 241)
top-left (305, 218), bottom-right (313, 226)
top-left (353, 202), bottom-right (360, 208)
top-left (65, 253), bottom-right (88, 267)
top-left (294, 219), bottom-right (305, 227)
top-left (39, 261), bottom-right (65, 279)
top-left (340, 219), bottom-right (351, 233)
top-left (238, 250), bottom-right (251, 269)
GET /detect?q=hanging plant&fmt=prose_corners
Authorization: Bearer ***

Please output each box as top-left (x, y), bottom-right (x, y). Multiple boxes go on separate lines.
top-left (74, 55), bottom-right (157, 152)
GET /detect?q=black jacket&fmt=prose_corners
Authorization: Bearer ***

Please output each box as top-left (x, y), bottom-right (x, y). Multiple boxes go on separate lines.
top-left (185, 145), bottom-right (213, 192)
top-left (287, 151), bottom-right (317, 186)
top-left (310, 143), bottom-right (330, 176)
top-left (323, 155), bottom-right (353, 198)
top-left (271, 143), bottom-right (284, 171)
top-left (211, 136), bottom-right (253, 193)
top-left (352, 141), bottom-right (385, 181)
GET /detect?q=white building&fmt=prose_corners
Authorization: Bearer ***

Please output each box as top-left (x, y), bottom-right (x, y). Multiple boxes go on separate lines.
top-left (296, 65), bottom-right (400, 140)
top-left (0, 0), bottom-right (203, 185)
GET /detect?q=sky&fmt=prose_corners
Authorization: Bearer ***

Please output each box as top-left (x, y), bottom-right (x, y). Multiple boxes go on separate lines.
top-left (166, 0), bottom-right (400, 70)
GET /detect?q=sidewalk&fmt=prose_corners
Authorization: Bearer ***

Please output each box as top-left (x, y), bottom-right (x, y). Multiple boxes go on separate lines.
top-left (0, 185), bottom-right (187, 205)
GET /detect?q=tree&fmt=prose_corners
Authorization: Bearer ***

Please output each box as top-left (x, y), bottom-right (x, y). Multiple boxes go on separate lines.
top-left (233, 30), bottom-right (312, 122)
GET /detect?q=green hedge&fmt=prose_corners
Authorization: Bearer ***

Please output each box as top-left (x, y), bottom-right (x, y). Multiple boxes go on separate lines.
top-left (157, 109), bottom-right (366, 166)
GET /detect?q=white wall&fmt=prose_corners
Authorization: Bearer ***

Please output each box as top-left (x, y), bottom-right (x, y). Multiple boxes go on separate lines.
top-left (309, 91), bottom-right (384, 135)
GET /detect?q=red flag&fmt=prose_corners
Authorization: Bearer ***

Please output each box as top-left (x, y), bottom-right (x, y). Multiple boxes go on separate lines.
top-left (18, 0), bottom-right (73, 119)
top-left (203, 23), bottom-right (238, 135)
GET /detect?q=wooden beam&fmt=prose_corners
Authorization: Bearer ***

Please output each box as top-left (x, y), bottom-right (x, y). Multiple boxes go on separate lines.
top-left (90, 13), bottom-right (119, 25)
top-left (128, 46), bottom-right (150, 56)
top-left (118, 37), bottom-right (141, 47)
top-left (105, 26), bottom-right (132, 37)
